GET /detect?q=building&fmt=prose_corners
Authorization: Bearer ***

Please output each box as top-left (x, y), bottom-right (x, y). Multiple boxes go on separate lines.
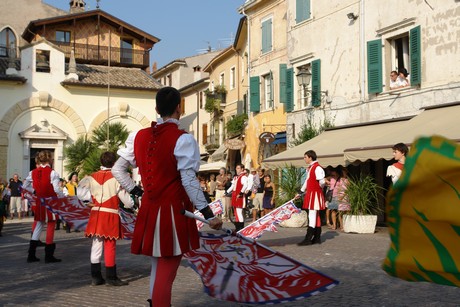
top-left (0, 0), bottom-right (161, 180)
top-left (239, 0), bottom-right (289, 169)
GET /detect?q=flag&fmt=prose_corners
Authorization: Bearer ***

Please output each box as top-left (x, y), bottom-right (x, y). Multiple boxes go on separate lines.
top-left (24, 192), bottom-right (91, 231)
top-left (24, 192), bottom-right (137, 238)
top-left (194, 199), bottom-right (223, 230)
top-left (382, 136), bottom-right (460, 287)
top-left (238, 201), bottom-right (300, 239)
top-left (185, 231), bottom-right (338, 304)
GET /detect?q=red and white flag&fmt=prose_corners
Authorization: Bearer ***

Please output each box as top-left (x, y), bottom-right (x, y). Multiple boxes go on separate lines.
top-left (238, 201), bottom-right (300, 239)
top-left (185, 231), bottom-right (338, 304)
top-left (194, 199), bottom-right (223, 230)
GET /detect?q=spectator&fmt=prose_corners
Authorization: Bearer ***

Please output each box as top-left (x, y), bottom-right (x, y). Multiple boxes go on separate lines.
top-left (251, 168), bottom-right (265, 222)
top-left (208, 174), bottom-right (217, 199)
top-left (398, 68), bottom-right (410, 88)
top-left (327, 168), bottom-right (341, 230)
top-left (389, 70), bottom-right (400, 89)
top-left (223, 172), bottom-right (233, 222)
top-left (0, 181), bottom-right (7, 236)
top-left (337, 167), bottom-right (350, 231)
top-left (7, 174), bottom-right (22, 220)
top-left (262, 174), bottom-right (275, 216)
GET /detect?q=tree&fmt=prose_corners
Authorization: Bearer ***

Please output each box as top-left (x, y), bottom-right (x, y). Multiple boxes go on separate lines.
top-left (64, 122), bottom-right (130, 177)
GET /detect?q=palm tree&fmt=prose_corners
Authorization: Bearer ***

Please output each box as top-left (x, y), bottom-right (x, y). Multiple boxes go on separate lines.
top-left (64, 122), bottom-right (130, 177)
top-left (64, 135), bottom-right (95, 175)
top-left (91, 122), bottom-right (130, 152)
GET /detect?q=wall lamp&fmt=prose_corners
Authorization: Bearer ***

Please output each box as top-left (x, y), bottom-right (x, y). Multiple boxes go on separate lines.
top-left (347, 12), bottom-right (358, 20)
top-left (296, 67), bottom-right (330, 102)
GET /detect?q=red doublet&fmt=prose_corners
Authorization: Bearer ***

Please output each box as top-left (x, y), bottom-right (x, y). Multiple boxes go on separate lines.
top-left (85, 170), bottom-right (122, 240)
top-left (231, 174), bottom-right (245, 208)
top-left (393, 161), bottom-right (404, 170)
top-left (302, 163), bottom-right (326, 211)
top-left (131, 122), bottom-right (199, 257)
top-left (31, 166), bottom-right (57, 222)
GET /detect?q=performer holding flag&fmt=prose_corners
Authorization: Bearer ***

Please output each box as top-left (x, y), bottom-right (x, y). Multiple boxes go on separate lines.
top-left (23, 150), bottom-right (65, 263)
top-left (112, 86), bottom-right (222, 307)
top-left (226, 164), bottom-right (247, 232)
top-left (295, 150), bottom-right (326, 246)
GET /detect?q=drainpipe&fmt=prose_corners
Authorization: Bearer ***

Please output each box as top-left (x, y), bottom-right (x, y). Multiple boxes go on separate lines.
top-left (360, 0), bottom-right (366, 102)
top-left (240, 8), bottom-right (250, 113)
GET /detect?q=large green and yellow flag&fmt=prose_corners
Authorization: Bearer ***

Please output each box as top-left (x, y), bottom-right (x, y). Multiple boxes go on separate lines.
top-left (382, 136), bottom-right (460, 287)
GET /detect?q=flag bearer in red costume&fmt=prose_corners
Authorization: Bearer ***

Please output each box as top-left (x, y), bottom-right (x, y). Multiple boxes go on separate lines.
top-left (23, 150), bottom-right (64, 263)
top-left (386, 142), bottom-right (408, 184)
top-left (112, 86), bottom-right (223, 307)
top-left (226, 164), bottom-right (247, 232)
top-left (85, 151), bottom-right (134, 286)
top-left (295, 150), bottom-right (326, 246)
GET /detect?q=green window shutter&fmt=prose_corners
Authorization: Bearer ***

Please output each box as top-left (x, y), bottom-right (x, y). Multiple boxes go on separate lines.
top-left (285, 68), bottom-right (294, 112)
top-left (410, 26), bottom-right (421, 86)
top-left (250, 76), bottom-right (260, 113)
top-left (367, 39), bottom-right (382, 94)
top-left (311, 59), bottom-right (321, 107)
top-left (296, 0), bottom-right (311, 23)
top-left (279, 64), bottom-right (287, 104)
top-left (262, 19), bottom-right (272, 53)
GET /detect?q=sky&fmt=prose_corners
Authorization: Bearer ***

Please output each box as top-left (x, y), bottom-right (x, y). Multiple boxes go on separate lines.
top-left (44, 0), bottom-right (244, 68)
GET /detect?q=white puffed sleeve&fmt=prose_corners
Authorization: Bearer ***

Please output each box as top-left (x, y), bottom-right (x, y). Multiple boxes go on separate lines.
top-left (175, 133), bottom-right (208, 210)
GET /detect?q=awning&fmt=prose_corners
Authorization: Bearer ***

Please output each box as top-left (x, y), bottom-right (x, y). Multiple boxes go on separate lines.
top-left (210, 143), bottom-right (228, 162)
top-left (262, 118), bottom-right (411, 169)
top-left (272, 132), bottom-right (287, 145)
top-left (344, 103), bottom-right (460, 163)
top-left (199, 160), bottom-right (226, 172)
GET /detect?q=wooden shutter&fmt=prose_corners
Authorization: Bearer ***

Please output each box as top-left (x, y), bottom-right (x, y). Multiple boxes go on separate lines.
top-left (286, 68), bottom-right (294, 112)
top-left (180, 97), bottom-right (185, 115)
top-left (311, 59), bottom-right (321, 107)
top-left (367, 39), bottom-right (383, 94)
top-left (279, 64), bottom-right (287, 104)
top-left (261, 19), bottom-right (272, 53)
top-left (410, 26), bottom-right (421, 86)
top-left (250, 76), bottom-right (260, 113)
top-left (296, 0), bottom-right (311, 23)
top-left (202, 124), bottom-right (208, 145)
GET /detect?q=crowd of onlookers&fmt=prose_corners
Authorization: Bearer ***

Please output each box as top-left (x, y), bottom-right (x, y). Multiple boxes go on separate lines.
top-left (323, 166), bottom-right (350, 232)
top-left (198, 166), bottom-right (276, 223)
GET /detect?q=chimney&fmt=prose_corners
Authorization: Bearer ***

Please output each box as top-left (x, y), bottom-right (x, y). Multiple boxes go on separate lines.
top-left (193, 65), bottom-right (202, 82)
top-left (69, 0), bottom-right (86, 14)
top-left (65, 49), bottom-right (79, 81)
top-left (152, 62), bottom-right (157, 72)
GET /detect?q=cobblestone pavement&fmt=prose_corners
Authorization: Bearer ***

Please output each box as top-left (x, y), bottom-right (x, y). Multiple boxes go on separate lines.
top-left (0, 217), bottom-right (459, 306)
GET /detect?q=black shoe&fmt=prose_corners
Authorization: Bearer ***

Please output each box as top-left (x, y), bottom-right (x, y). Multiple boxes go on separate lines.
top-left (91, 263), bottom-right (106, 286)
top-left (106, 265), bottom-right (128, 286)
top-left (27, 240), bottom-right (40, 262)
top-left (45, 243), bottom-right (62, 263)
top-left (297, 238), bottom-right (312, 246)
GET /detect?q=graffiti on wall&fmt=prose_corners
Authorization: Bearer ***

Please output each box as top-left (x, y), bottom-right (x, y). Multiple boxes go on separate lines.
top-left (425, 7), bottom-right (460, 55)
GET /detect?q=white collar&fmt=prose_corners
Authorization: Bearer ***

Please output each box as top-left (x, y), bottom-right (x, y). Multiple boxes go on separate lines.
top-left (157, 118), bottom-right (180, 126)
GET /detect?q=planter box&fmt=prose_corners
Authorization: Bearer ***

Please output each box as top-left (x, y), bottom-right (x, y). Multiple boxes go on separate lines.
top-left (279, 210), bottom-right (309, 228)
top-left (343, 215), bottom-right (377, 234)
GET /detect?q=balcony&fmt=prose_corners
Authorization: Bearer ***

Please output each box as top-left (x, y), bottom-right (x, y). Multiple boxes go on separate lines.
top-left (49, 41), bottom-right (149, 68)
top-left (205, 134), bottom-right (222, 154)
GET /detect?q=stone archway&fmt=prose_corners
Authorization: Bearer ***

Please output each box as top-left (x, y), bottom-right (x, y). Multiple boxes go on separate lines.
top-left (87, 104), bottom-right (151, 135)
top-left (0, 95), bottom-right (86, 180)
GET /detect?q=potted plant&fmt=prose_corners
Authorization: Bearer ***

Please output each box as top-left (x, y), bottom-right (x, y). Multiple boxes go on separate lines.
top-left (342, 174), bottom-right (384, 233)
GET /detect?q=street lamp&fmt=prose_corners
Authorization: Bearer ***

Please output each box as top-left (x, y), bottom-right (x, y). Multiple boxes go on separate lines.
top-left (296, 67), bottom-right (312, 88)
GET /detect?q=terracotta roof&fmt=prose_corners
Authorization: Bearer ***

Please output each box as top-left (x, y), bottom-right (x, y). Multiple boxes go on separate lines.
top-left (62, 64), bottom-right (162, 91)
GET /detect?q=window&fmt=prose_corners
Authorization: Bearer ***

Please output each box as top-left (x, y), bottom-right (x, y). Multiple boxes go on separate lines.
top-left (167, 74), bottom-right (172, 86)
top-left (36, 49), bottom-right (50, 73)
top-left (55, 31), bottom-right (71, 44)
top-left (230, 67), bottom-right (236, 90)
top-left (180, 97), bottom-right (185, 115)
top-left (263, 73), bottom-right (273, 110)
top-left (120, 38), bottom-right (133, 64)
top-left (368, 25), bottom-right (421, 93)
top-left (202, 124), bottom-right (208, 145)
top-left (199, 91), bottom-right (203, 109)
top-left (296, 0), bottom-right (311, 23)
top-left (261, 17), bottom-right (273, 54)
top-left (219, 73), bottom-right (225, 86)
top-left (0, 27), bottom-right (17, 58)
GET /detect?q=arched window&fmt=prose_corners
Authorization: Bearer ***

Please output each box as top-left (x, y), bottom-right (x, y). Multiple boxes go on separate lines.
top-left (0, 27), bottom-right (17, 58)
